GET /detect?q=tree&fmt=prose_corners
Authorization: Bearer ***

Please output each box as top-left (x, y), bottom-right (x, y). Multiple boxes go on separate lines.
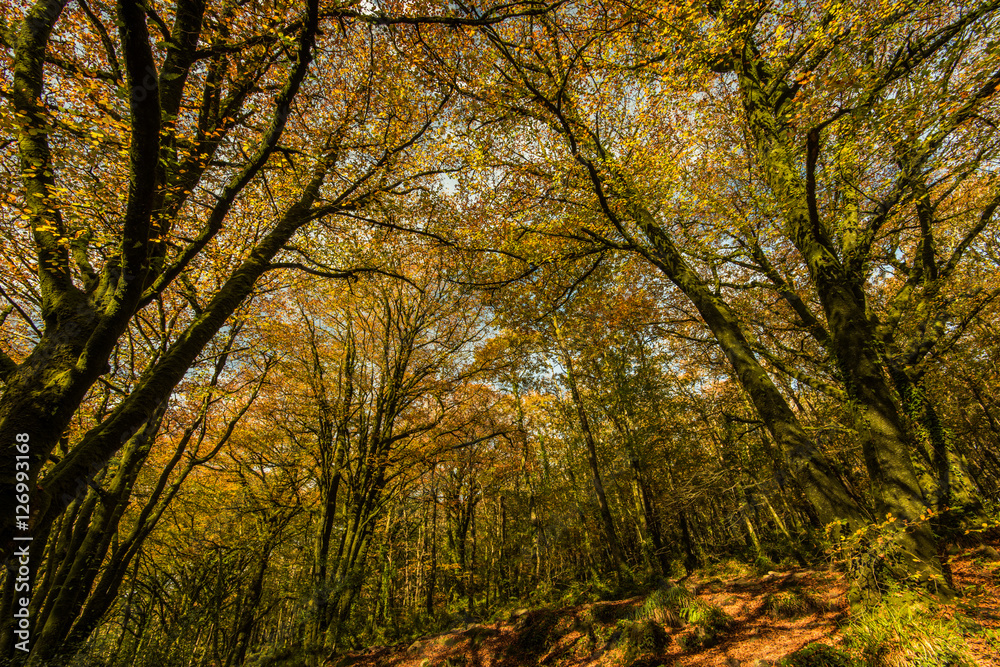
top-left (7, 321), bottom-right (271, 665)
top-left (405, 0), bottom-right (871, 567)
top-left (397, 0), bottom-right (1000, 590)
top-left (0, 0), bottom-right (557, 563)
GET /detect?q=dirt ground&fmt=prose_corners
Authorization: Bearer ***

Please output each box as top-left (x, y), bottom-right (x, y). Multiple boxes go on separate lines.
top-left (332, 539), bottom-right (1000, 667)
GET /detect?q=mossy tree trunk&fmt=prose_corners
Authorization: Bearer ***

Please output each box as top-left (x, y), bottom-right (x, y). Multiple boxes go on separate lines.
top-left (1, 0), bottom-right (328, 567)
top-left (729, 22), bottom-right (1000, 585)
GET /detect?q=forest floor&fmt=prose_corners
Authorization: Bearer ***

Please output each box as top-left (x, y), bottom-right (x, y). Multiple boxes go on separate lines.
top-left (332, 540), bottom-right (1000, 667)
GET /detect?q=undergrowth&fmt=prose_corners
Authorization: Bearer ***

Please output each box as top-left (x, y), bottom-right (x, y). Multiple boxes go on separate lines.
top-left (630, 585), bottom-right (689, 628)
top-left (764, 587), bottom-right (827, 619)
top-left (841, 591), bottom-right (976, 666)
top-left (616, 618), bottom-right (670, 664)
top-left (753, 554), bottom-right (781, 576)
top-left (676, 597), bottom-right (732, 650)
top-left (781, 642), bottom-right (856, 667)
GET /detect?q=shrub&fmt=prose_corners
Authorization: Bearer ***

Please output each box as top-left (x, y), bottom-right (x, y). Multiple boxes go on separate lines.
top-left (559, 581), bottom-right (598, 606)
top-left (659, 584), bottom-right (695, 608)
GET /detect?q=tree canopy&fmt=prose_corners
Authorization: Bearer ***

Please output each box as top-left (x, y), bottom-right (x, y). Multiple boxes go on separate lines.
top-left (2, 0), bottom-right (999, 664)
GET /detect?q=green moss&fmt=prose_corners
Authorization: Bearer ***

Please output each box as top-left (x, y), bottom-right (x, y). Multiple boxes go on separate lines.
top-left (588, 601), bottom-right (632, 624)
top-left (704, 558), bottom-right (751, 579)
top-left (616, 618), bottom-right (670, 662)
top-left (676, 625), bottom-right (719, 651)
top-left (780, 643), bottom-right (856, 667)
top-left (764, 587), bottom-right (825, 619)
top-left (754, 554), bottom-right (781, 575)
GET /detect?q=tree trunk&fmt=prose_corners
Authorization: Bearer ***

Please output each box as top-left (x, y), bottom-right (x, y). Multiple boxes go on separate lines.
top-left (736, 46), bottom-right (945, 590)
top-left (626, 203), bottom-right (870, 538)
top-left (553, 324), bottom-right (627, 574)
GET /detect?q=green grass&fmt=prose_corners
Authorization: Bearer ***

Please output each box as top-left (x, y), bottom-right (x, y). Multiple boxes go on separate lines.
top-left (841, 592), bottom-right (976, 666)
